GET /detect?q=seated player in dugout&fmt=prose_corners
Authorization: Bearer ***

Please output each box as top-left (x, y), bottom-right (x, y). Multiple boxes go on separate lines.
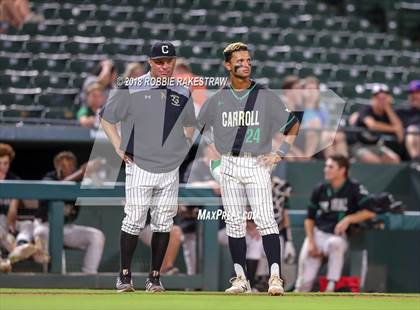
top-left (0, 143), bottom-right (44, 273)
top-left (295, 154), bottom-right (376, 292)
top-left (33, 151), bottom-right (106, 274)
top-left (197, 42), bottom-right (302, 296)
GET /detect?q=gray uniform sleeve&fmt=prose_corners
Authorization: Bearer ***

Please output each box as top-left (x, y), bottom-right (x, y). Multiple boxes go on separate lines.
top-left (197, 95), bottom-right (216, 130)
top-left (99, 88), bottom-right (130, 124)
top-left (183, 95), bottom-right (198, 127)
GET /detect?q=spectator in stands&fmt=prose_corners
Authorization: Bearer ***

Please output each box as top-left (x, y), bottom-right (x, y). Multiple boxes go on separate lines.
top-left (174, 58), bottom-right (208, 109)
top-left (301, 76), bottom-right (329, 158)
top-left (295, 155), bottom-right (376, 292)
top-left (278, 75), bottom-right (305, 160)
top-left (350, 84), bottom-right (403, 164)
top-left (123, 62), bottom-right (145, 80)
top-left (0, 144), bottom-right (40, 273)
top-left (33, 151), bottom-right (105, 274)
top-left (0, 0), bottom-right (42, 29)
top-left (81, 59), bottom-right (117, 106)
top-left (396, 80), bottom-right (420, 161)
top-left (77, 83), bottom-right (106, 128)
top-left (138, 214), bottom-right (183, 275)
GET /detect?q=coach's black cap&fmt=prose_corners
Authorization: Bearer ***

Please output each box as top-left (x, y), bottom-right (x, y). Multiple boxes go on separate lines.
top-left (149, 41), bottom-right (176, 59)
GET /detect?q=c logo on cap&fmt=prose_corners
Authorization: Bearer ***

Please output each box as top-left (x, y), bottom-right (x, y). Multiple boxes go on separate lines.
top-left (162, 45), bottom-right (169, 54)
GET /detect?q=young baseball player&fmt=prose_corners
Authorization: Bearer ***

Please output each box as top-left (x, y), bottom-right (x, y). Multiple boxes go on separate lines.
top-left (295, 155), bottom-right (376, 292)
top-left (33, 151), bottom-right (106, 274)
top-left (100, 41), bottom-right (197, 292)
top-left (198, 42), bottom-right (301, 295)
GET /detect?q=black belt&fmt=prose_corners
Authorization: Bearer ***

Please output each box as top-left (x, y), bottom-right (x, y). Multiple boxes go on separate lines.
top-left (225, 151), bottom-right (257, 157)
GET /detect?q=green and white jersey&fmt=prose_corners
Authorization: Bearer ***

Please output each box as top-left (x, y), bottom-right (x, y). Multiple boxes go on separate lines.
top-left (198, 80), bottom-right (299, 155)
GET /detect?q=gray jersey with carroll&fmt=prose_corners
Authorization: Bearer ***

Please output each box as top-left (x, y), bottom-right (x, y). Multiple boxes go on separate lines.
top-left (100, 72), bottom-right (196, 173)
top-left (198, 81), bottom-right (298, 155)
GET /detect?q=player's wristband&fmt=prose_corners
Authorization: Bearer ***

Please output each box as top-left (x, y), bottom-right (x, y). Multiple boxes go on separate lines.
top-left (276, 141), bottom-right (291, 158)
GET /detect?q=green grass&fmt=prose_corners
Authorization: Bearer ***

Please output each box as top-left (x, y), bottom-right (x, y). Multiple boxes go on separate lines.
top-left (1, 289), bottom-right (419, 310)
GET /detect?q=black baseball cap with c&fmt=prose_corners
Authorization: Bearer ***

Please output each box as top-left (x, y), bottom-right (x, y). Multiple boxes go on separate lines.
top-left (149, 41), bottom-right (176, 59)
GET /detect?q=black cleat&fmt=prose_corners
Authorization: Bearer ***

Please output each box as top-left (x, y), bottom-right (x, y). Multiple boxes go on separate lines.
top-left (116, 272), bottom-right (135, 293)
top-left (145, 276), bottom-right (165, 292)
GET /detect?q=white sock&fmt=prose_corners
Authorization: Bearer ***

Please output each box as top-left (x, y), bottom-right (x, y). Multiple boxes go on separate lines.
top-left (270, 263), bottom-right (280, 277)
top-left (326, 280), bottom-right (336, 292)
top-left (234, 263), bottom-right (246, 278)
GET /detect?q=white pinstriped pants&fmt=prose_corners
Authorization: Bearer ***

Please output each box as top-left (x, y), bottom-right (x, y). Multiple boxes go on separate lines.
top-left (220, 155), bottom-right (279, 238)
top-left (121, 162), bottom-right (179, 235)
top-left (295, 228), bottom-right (348, 292)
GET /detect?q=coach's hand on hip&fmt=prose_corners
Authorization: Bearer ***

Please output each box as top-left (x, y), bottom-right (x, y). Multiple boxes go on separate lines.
top-left (115, 147), bottom-right (133, 164)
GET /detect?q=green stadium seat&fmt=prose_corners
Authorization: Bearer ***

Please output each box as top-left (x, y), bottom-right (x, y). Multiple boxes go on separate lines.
top-left (370, 70), bottom-right (388, 83)
top-left (0, 55), bottom-right (31, 71)
top-left (253, 50), bottom-right (268, 62)
top-left (64, 41), bottom-right (94, 55)
top-left (226, 31), bottom-right (246, 43)
top-left (260, 65), bottom-right (277, 78)
top-left (109, 9), bottom-right (132, 22)
top-left (248, 0), bottom-right (267, 12)
top-left (132, 9), bottom-right (146, 23)
top-left (342, 84), bottom-right (358, 98)
top-left (267, 1), bottom-right (282, 13)
top-left (72, 8), bottom-right (94, 21)
top-left (20, 23), bottom-right (40, 36)
top-left (43, 107), bottom-right (75, 120)
top-left (37, 92), bottom-right (75, 108)
top-left (311, 18), bottom-right (326, 31)
top-left (0, 75), bottom-right (31, 89)
top-left (3, 106), bottom-right (44, 118)
top-left (70, 76), bottom-right (86, 88)
top-left (145, 9), bottom-right (171, 23)
top-left (210, 30), bottom-right (227, 42)
top-left (334, 68), bottom-right (352, 81)
top-left (174, 0), bottom-right (191, 9)
top-left (247, 31), bottom-right (272, 45)
top-left (33, 75), bottom-right (71, 89)
top-left (57, 7), bottom-right (74, 20)
top-left (40, 6), bottom-right (58, 19)
top-left (0, 39), bottom-right (26, 53)
top-left (282, 32), bottom-right (299, 46)
top-left (0, 93), bottom-right (15, 105)
top-left (74, 24), bottom-right (100, 37)
top-left (31, 57), bottom-right (68, 73)
top-left (136, 27), bottom-right (152, 40)
top-left (60, 24), bottom-right (78, 37)
top-left (298, 66), bottom-right (315, 78)
top-left (26, 40), bottom-right (62, 54)
top-left (394, 55), bottom-right (416, 67)
top-left (173, 29), bottom-right (189, 41)
top-left (6, 93), bottom-right (36, 106)
top-left (289, 51), bottom-right (305, 63)
top-left (232, 0), bottom-right (250, 11)
top-left (68, 59), bottom-right (97, 74)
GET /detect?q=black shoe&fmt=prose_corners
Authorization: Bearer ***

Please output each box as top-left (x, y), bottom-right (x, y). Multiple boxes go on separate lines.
top-left (116, 272), bottom-right (135, 293)
top-left (145, 274), bottom-right (165, 292)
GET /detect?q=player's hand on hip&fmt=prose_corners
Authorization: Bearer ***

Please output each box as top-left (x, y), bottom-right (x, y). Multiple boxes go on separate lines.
top-left (257, 152), bottom-right (282, 168)
top-left (334, 218), bottom-right (350, 236)
top-left (115, 148), bottom-right (133, 164)
top-left (308, 240), bottom-right (321, 257)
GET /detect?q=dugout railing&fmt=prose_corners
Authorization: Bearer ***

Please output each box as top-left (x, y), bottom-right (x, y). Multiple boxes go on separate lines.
top-left (1, 167), bottom-right (420, 291)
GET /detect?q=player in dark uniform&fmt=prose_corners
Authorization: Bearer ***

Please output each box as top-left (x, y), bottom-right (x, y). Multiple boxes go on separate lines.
top-left (295, 154), bottom-right (376, 292)
top-left (198, 42), bottom-right (301, 295)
